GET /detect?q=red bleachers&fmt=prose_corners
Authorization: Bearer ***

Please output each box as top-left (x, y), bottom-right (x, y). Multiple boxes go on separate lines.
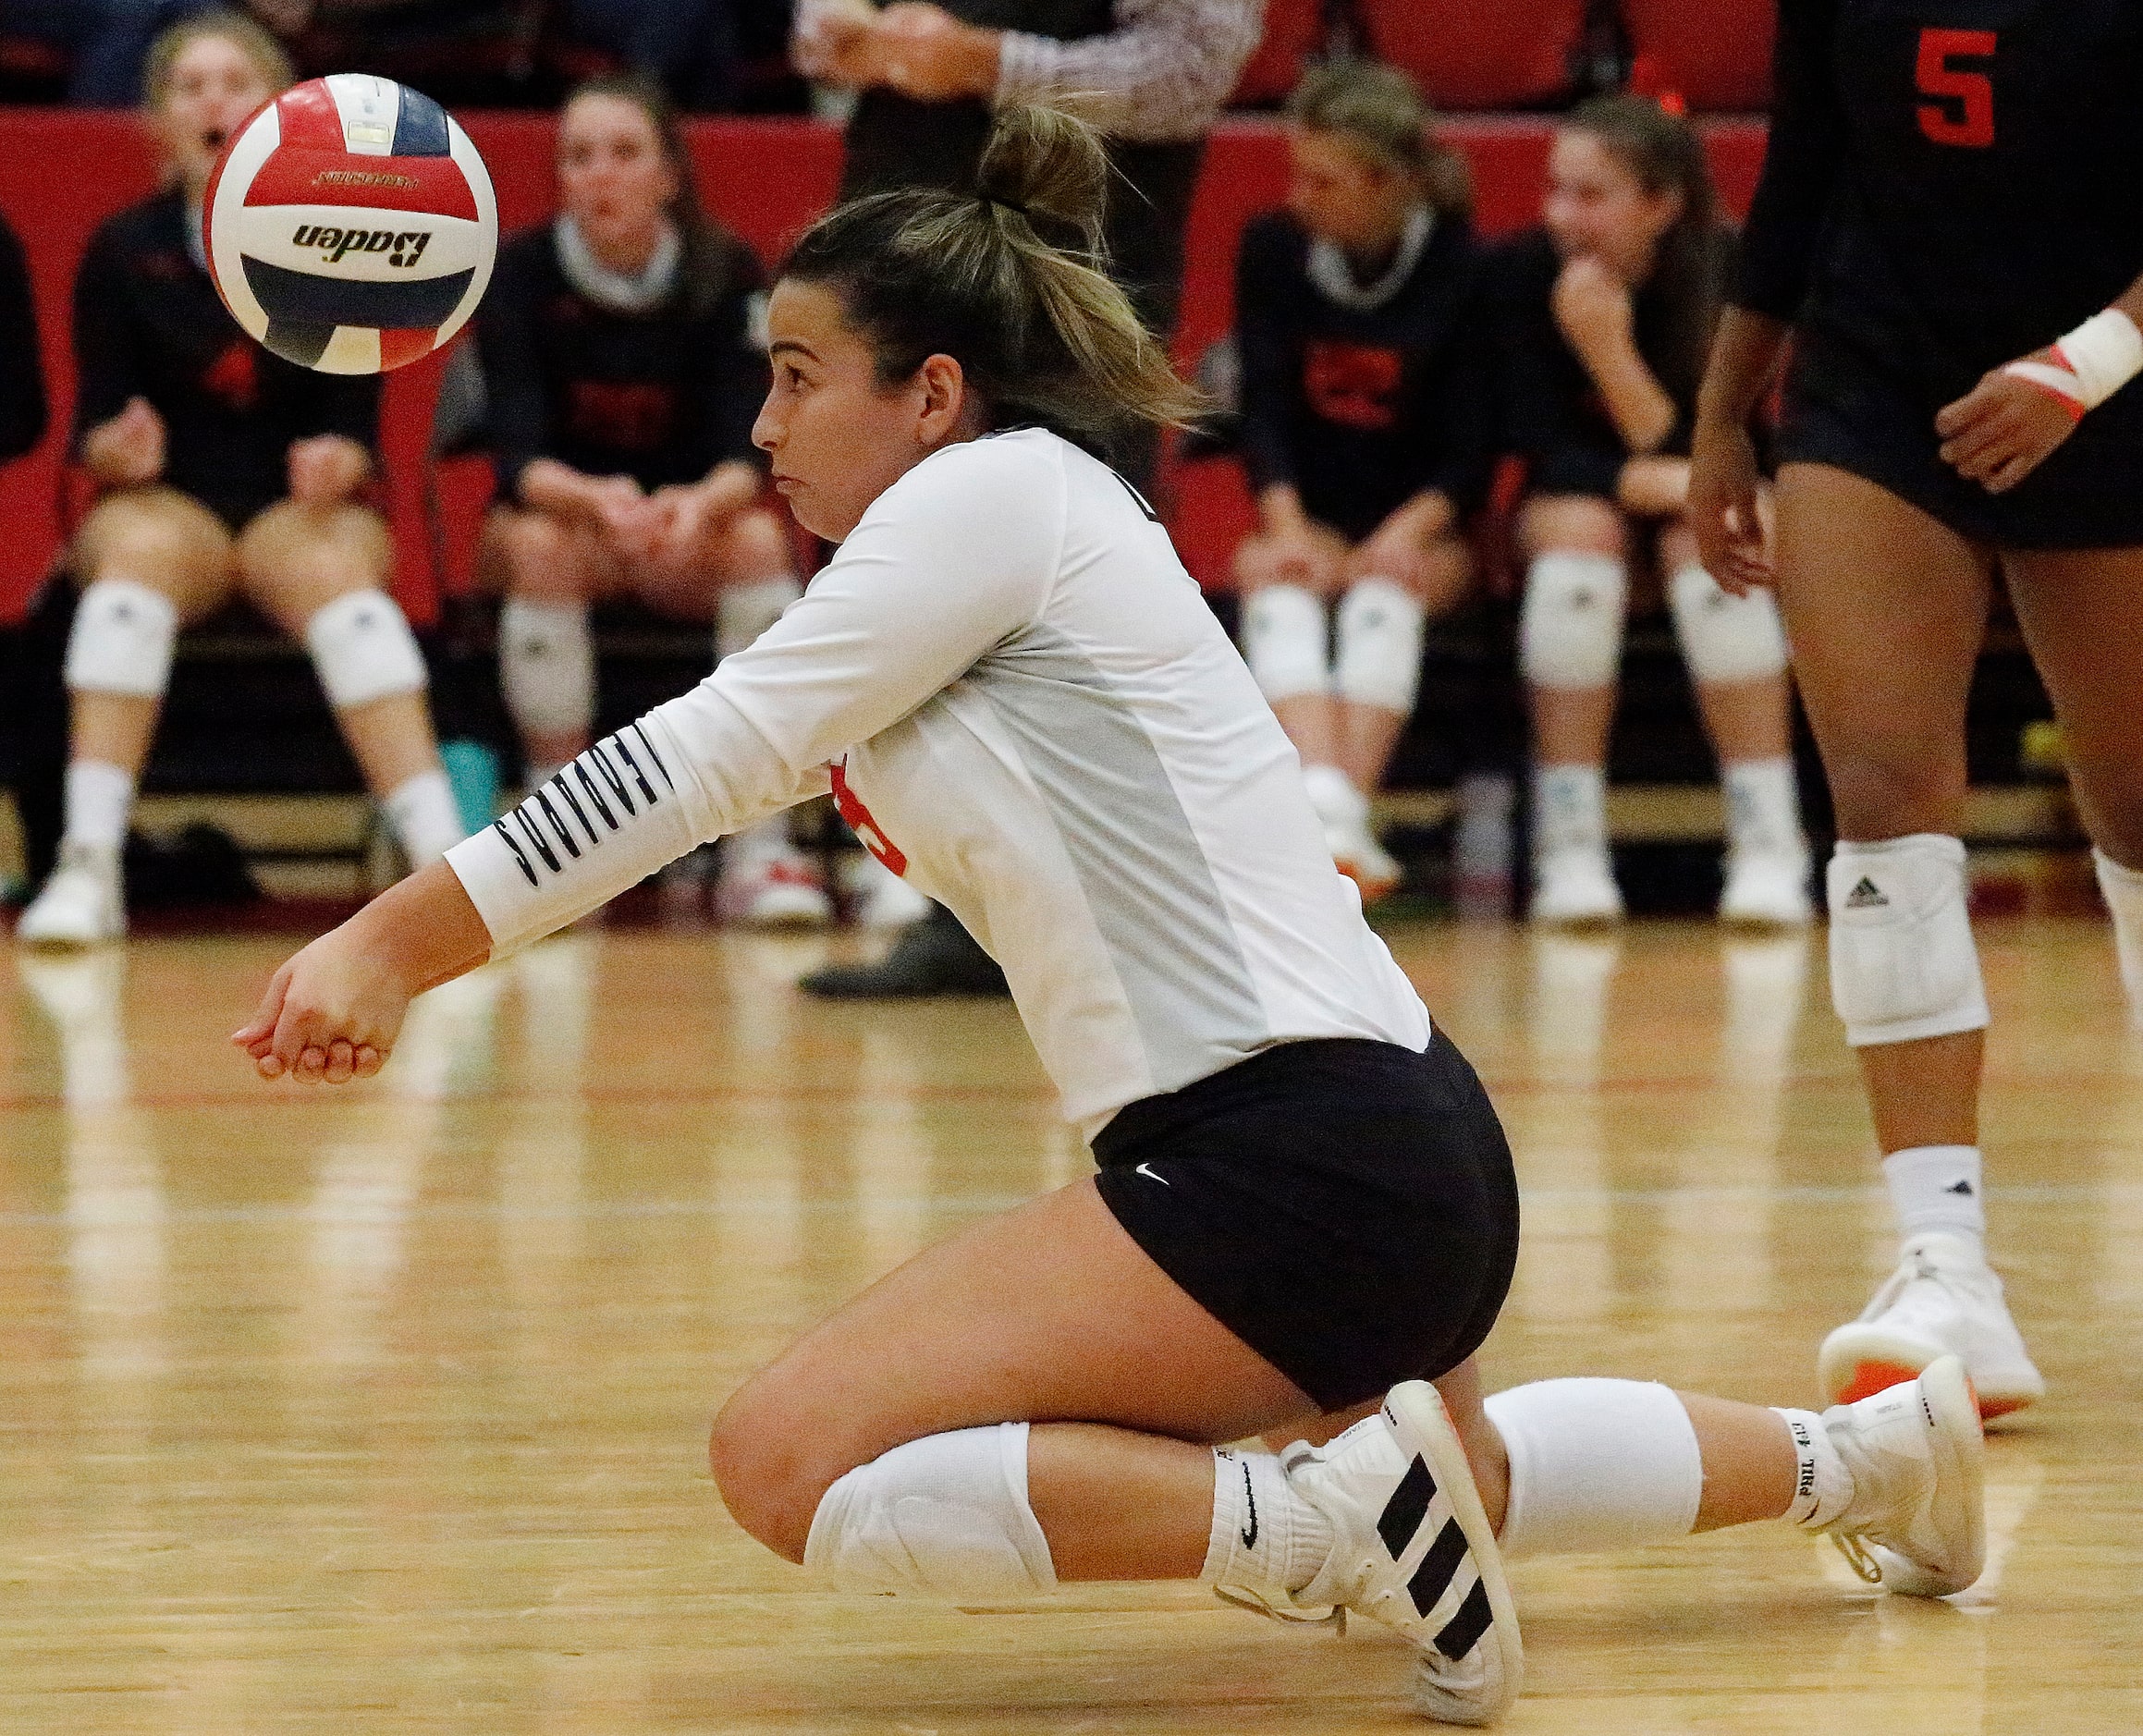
top-left (0, 110), bottom-right (1769, 616)
top-left (1357, 0), bottom-right (1590, 110)
top-left (1623, 0), bottom-right (1776, 112)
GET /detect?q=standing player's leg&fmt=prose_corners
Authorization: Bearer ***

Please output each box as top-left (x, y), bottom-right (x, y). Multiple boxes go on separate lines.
top-left (2002, 545), bottom-right (2143, 1011)
top-left (711, 1179), bottom-right (1982, 1724)
top-left (1771, 462), bottom-right (2040, 1416)
top-left (1515, 495), bottom-right (1628, 924)
top-left (1656, 520), bottom-right (1810, 925)
top-left (18, 489), bottom-right (234, 946)
top-left (242, 502), bottom-right (465, 870)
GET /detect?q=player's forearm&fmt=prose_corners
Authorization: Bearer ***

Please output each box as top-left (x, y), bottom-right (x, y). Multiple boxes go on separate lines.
top-left (1584, 347), bottom-right (1678, 454)
top-left (1696, 307), bottom-right (1791, 431)
top-left (520, 458), bottom-right (609, 520)
top-left (337, 858), bottom-right (496, 995)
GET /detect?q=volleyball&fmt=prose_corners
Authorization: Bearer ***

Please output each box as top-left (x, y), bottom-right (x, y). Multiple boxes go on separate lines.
top-left (202, 73), bottom-right (496, 374)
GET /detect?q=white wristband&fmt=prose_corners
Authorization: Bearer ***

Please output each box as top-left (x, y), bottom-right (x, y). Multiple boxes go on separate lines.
top-left (2002, 307), bottom-right (2143, 416)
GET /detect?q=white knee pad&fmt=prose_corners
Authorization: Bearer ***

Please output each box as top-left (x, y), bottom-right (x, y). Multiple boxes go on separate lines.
top-left (1519, 552), bottom-right (1625, 690)
top-left (2095, 848), bottom-right (2143, 1008)
top-left (498, 596), bottom-right (594, 740)
top-left (303, 589), bottom-right (427, 710)
top-left (1334, 576), bottom-right (1426, 715)
top-left (716, 575), bottom-right (802, 661)
top-left (1482, 1377), bottom-right (1702, 1561)
top-left (1827, 835), bottom-right (1990, 1046)
top-left (1667, 563), bottom-right (1788, 686)
top-left (65, 576), bottom-right (178, 698)
top-left (803, 1423), bottom-right (1058, 1600)
top-left (1241, 582), bottom-right (1330, 703)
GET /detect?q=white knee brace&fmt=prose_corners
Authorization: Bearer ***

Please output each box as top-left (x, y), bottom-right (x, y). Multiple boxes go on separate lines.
top-left (1520, 552), bottom-right (1625, 690)
top-left (498, 596), bottom-right (594, 740)
top-left (1482, 1377), bottom-right (1702, 1560)
top-left (1334, 576), bottom-right (1426, 715)
top-left (2096, 848), bottom-right (2143, 1008)
top-left (1827, 835), bottom-right (1990, 1046)
top-left (65, 576), bottom-right (178, 697)
top-left (804, 1422), bottom-right (1058, 1600)
top-left (1241, 582), bottom-right (1330, 703)
top-left (716, 575), bottom-right (802, 661)
top-left (303, 589), bottom-right (428, 710)
top-left (1667, 562), bottom-right (1789, 686)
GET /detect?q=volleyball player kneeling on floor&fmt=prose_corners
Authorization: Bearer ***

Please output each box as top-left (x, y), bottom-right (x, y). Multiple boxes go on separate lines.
top-left (18, 11), bottom-right (464, 948)
top-left (1498, 97), bottom-right (1809, 928)
top-left (1230, 61), bottom-right (1496, 902)
top-left (475, 73), bottom-right (827, 927)
top-left (236, 106), bottom-right (1987, 1724)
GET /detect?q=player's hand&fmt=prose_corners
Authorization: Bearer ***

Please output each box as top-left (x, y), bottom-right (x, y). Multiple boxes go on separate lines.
top-left (1551, 256), bottom-right (1635, 361)
top-left (1687, 418), bottom-right (1772, 595)
top-left (1936, 359), bottom-right (2079, 494)
top-left (1350, 494), bottom-right (1452, 593)
top-left (876, 4), bottom-right (1000, 100)
top-left (1266, 519), bottom-right (1349, 593)
top-left (792, 0), bottom-right (881, 83)
top-left (232, 930), bottom-right (413, 1084)
top-left (86, 396), bottom-right (165, 488)
top-left (287, 434), bottom-right (370, 507)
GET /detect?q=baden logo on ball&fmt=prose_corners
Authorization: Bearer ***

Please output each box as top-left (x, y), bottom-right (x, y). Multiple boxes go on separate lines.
top-left (202, 73), bottom-right (497, 374)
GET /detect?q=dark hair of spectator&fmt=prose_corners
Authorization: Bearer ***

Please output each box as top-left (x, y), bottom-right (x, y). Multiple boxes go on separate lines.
top-left (780, 104), bottom-right (1204, 456)
top-left (1285, 58), bottom-right (1474, 225)
top-left (143, 9), bottom-right (293, 115)
top-left (563, 71), bottom-right (733, 320)
top-left (1562, 92), bottom-right (1725, 409)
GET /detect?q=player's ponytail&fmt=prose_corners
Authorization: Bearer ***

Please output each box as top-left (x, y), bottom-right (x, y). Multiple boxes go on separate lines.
top-left (782, 103), bottom-right (1204, 455)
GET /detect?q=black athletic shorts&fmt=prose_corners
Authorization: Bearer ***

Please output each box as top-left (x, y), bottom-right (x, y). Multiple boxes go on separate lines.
top-left (1092, 1033), bottom-right (1520, 1413)
top-left (1779, 327), bottom-right (2143, 549)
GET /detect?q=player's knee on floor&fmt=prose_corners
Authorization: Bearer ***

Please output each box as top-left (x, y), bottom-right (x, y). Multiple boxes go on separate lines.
top-left (1519, 551), bottom-right (1626, 690)
top-left (1826, 835), bottom-right (1989, 1046)
top-left (707, 1385), bottom-right (859, 1564)
top-left (1666, 562), bottom-right (1788, 687)
top-left (303, 589), bottom-right (429, 710)
top-left (1241, 581), bottom-right (1329, 703)
top-left (64, 576), bottom-right (180, 697)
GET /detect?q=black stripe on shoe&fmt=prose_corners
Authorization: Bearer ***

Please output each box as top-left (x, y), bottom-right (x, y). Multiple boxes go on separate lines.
top-left (1378, 1456), bottom-right (1436, 1559)
top-left (1408, 1518), bottom-right (1470, 1618)
top-left (1435, 1578), bottom-right (1496, 1662)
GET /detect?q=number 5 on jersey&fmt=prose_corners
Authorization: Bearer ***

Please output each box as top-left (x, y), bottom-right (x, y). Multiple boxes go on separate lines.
top-left (1916, 28), bottom-right (1995, 149)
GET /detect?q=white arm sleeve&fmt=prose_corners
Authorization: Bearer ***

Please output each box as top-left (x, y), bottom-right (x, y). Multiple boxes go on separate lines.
top-left (446, 436), bottom-right (1068, 956)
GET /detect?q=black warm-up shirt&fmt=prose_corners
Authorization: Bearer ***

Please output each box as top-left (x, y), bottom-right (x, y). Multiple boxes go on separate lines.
top-left (1494, 226), bottom-right (1736, 502)
top-left (1233, 210), bottom-right (1495, 542)
top-left (0, 212), bottom-right (45, 464)
top-left (71, 189), bottom-right (377, 528)
top-left (476, 221), bottom-right (768, 499)
top-left (1736, 0), bottom-right (2143, 400)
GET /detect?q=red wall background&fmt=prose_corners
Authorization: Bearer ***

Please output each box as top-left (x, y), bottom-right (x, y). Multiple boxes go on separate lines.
top-left (0, 112), bottom-right (1765, 618)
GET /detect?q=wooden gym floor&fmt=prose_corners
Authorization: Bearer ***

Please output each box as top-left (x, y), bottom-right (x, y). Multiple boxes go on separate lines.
top-left (4, 913), bottom-right (2139, 1733)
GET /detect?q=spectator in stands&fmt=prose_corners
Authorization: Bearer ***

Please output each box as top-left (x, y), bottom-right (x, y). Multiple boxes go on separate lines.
top-left (15, 10), bottom-right (464, 947)
top-left (1, 0), bottom-right (212, 105)
top-left (0, 208), bottom-right (44, 464)
top-left (789, 0), bottom-right (1260, 995)
top-left (1231, 60), bottom-right (1495, 902)
top-left (474, 72), bottom-right (827, 925)
top-left (1497, 94), bottom-right (1808, 927)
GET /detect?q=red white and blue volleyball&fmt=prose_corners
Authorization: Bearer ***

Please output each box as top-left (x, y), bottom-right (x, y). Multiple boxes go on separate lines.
top-left (202, 74), bottom-right (496, 374)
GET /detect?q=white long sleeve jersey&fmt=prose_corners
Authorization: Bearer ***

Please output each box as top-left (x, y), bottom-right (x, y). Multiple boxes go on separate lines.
top-left (446, 427), bottom-right (1431, 1134)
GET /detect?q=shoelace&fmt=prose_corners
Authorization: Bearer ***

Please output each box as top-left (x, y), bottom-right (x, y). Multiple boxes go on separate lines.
top-left (1211, 1583), bottom-right (1347, 1634)
top-left (1830, 1534), bottom-right (1883, 1585)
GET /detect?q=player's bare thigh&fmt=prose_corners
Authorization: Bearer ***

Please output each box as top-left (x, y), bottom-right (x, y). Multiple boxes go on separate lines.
top-left (1515, 491), bottom-right (1626, 563)
top-left (68, 485), bottom-right (238, 620)
top-left (2002, 542), bottom-right (2143, 864)
top-left (1232, 520), bottom-right (1354, 597)
top-left (236, 499), bottom-right (394, 638)
top-left (707, 1177), bottom-right (1312, 1561)
top-left (1772, 462), bottom-right (1995, 839)
top-left (631, 504), bottom-right (795, 621)
top-left (482, 502), bottom-right (622, 606)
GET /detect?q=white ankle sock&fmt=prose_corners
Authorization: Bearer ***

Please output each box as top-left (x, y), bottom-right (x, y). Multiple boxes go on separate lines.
top-left (1721, 757), bottom-right (1804, 858)
top-left (1533, 764), bottom-right (1607, 858)
top-left (1201, 1448), bottom-right (1333, 1597)
top-left (61, 760), bottom-right (135, 853)
top-left (1882, 1144), bottom-right (1985, 1251)
top-left (384, 769), bottom-right (465, 867)
top-left (1772, 1407), bottom-right (1854, 1529)
top-left (2095, 849), bottom-right (2143, 1008)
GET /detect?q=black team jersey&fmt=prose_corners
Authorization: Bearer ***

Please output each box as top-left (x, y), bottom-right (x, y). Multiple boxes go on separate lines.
top-left (1736, 0), bottom-right (2143, 399)
top-left (1494, 226), bottom-right (1737, 501)
top-left (1233, 210), bottom-right (1496, 543)
top-left (0, 211), bottom-right (44, 465)
top-left (476, 220), bottom-right (767, 499)
top-left (71, 189), bottom-right (377, 530)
